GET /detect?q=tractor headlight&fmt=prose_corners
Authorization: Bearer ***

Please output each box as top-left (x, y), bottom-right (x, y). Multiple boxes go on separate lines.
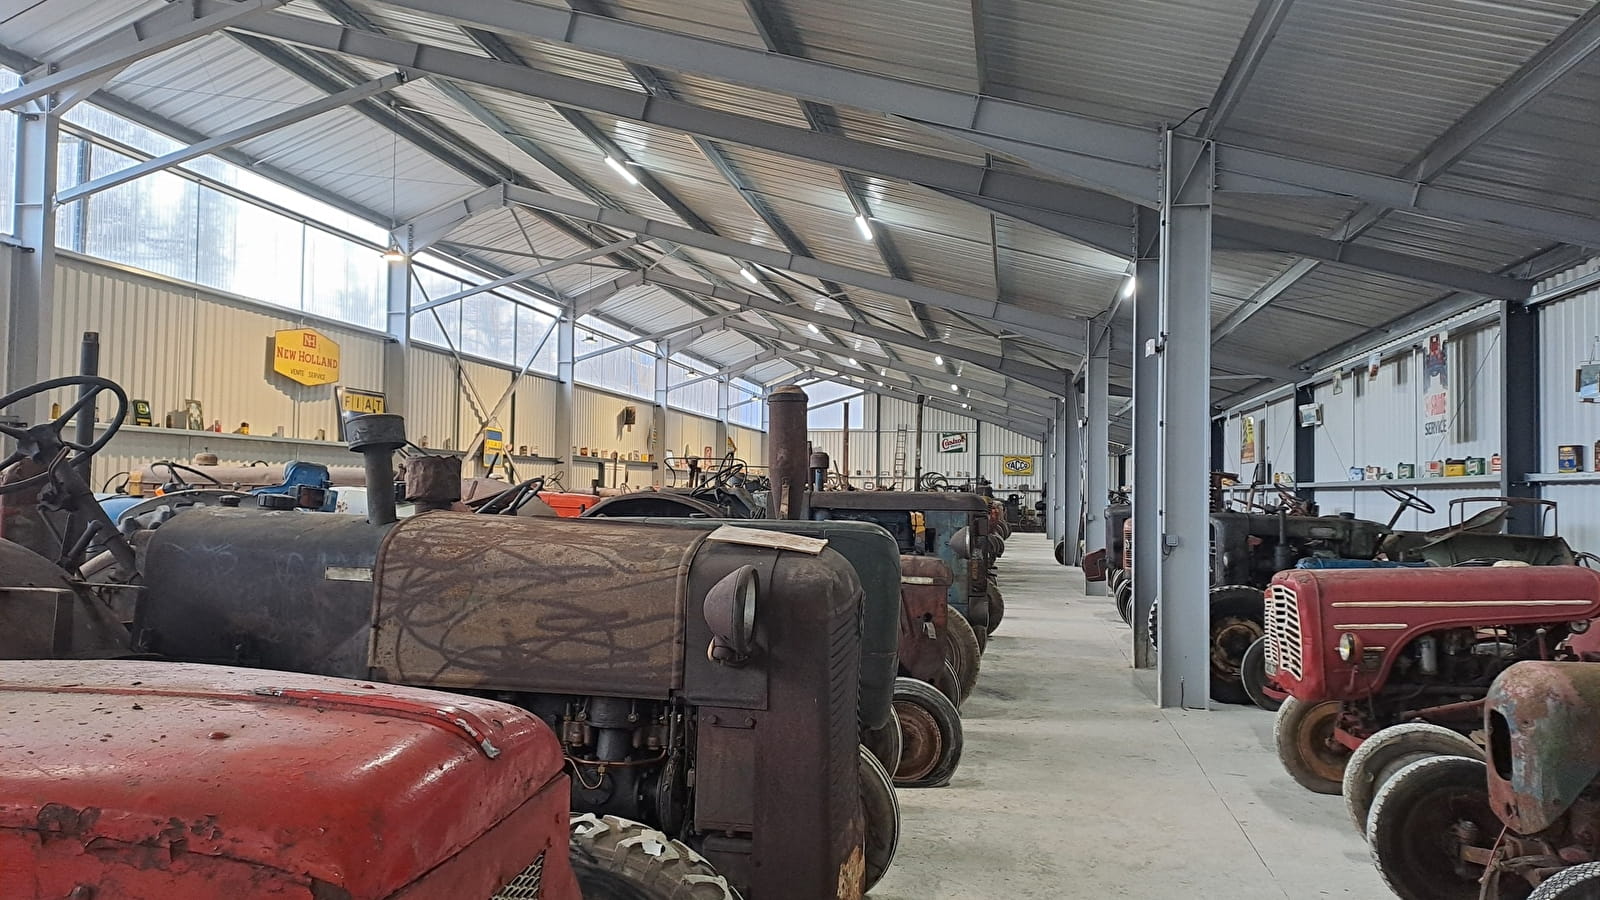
top-left (1573, 619), bottom-right (1592, 635)
top-left (1338, 632), bottom-right (1361, 663)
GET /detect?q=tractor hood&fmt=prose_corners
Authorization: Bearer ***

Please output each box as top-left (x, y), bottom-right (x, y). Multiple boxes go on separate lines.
top-left (0, 659), bottom-right (568, 898)
top-left (1486, 661), bottom-right (1600, 835)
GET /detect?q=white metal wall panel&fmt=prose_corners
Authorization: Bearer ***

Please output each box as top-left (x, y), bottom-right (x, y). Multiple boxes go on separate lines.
top-left (729, 425), bottom-right (764, 465)
top-left (572, 387), bottom-right (651, 458)
top-left (1541, 485), bottom-right (1600, 550)
top-left (455, 360), bottom-right (510, 452)
top-left (978, 422), bottom-right (1044, 493)
top-left (509, 375), bottom-right (561, 457)
top-left (405, 347), bottom-right (459, 452)
top-left (1538, 283), bottom-right (1600, 474)
top-left (1221, 396), bottom-right (1297, 483)
top-left (669, 413), bottom-right (719, 460)
top-left (1314, 486), bottom-right (1496, 532)
top-left (1311, 322), bottom-right (1502, 481)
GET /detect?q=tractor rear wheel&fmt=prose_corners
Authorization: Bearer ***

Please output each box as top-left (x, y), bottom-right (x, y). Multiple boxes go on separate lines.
top-left (1114, 580), bottom-right (1133, 626)
top-left (567, 813), bottom-right (738, 900)
top-left (1240, 636), bottom-right (1283, 713)
top-left (942, 605), bottom-right (982, 706)
top-left (859, 745), bottom-right (900, 893)
top-left (1054, 539), bottom-right (1067, 565)
top-left (986, 584), bottom-right (1005, 634)
top-left (862, 715), bottom-right (903, 774)
top-left (1343, 723), bottom-right (1482, 838)
top-left (930, 659), bottom-right (962, 709)
top-left (1368, 756), bottom-right (1506, 900)
top-left (892, 676), bottom-right (964, 788)
top-left (1208, 585), bottom-right (1264, 705)
top-left (1274, 696), bottom-right (1350, 794)
top-left (1531, 862), bottom-right (1600, 899)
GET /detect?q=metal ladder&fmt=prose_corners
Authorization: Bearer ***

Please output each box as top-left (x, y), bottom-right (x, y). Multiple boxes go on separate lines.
top-left (891, 426), bottom-right (908, 489)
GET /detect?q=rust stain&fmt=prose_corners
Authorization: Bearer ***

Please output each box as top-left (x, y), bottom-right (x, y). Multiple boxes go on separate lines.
top-left (33, 804), bottom-right (99, 841)
top-left (836, 844), bottom-right (865, 900)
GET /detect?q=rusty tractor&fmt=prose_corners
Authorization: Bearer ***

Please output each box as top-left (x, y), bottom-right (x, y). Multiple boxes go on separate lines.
top-left (1364, 660), bottom-right (1600, 900)
top-left (1262, 565), bottom-right (1600, 797)
top-left (0, 375), bottom-right (734, 899)
top-left (121, 412), bottom-right (895, 898)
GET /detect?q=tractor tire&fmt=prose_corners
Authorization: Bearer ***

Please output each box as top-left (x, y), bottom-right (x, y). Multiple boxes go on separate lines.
top-left (1240, 636), bottom-right (1282, 713)
top-left (1368, 756), bottom-right (1503, 900)
top-left (862, 714), bottom-right (903, 774)
top-left (931, 659), bottom-right (962, 709)
top-left (1274, 696), bottom-right (1350, 795)
top-left (859, 745), bottom-right (900, 893)
top-left (1343, 723), bottom-right (1483, 838)
top-left (1207, 585), bottom-right (1265, 706)
top-left (892, 676), bottom-right (964, 788)
top-left (942, 605), bottom-right (982, 706)
top-left (1531, 862), bottom-right (1600, 899)
top-left (567, 813), bottom-right (738, 900)
top-left (987, 584), bottom-right (1005, 635)
top-left (1054, 539), bottom-right (1067, 565)
top-left (1114, 580), bottom-right (1133, 626)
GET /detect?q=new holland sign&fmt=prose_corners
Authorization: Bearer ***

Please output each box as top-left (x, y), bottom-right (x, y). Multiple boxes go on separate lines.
top-left (937, 432), bottom-right (968, 453)
top-left (273, 328), bottom-right (341, 386)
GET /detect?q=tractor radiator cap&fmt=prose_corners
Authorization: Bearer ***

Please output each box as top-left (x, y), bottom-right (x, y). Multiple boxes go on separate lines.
top-left (345, 414), bottom-right (407, 454)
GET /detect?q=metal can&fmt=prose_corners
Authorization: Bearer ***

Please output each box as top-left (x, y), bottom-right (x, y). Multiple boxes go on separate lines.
top-left (1560, 445), bottom-right (1585, 472)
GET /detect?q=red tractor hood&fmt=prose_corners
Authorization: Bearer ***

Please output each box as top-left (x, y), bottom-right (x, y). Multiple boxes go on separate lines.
top-left (0, 660), bottom-right (568, 899)
top-left (1266, 566), bottom-right (1600, 702)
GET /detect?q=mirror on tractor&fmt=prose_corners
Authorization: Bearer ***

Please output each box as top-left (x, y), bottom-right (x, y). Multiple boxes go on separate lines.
top-left (705, 564), bottom-right (760, 664)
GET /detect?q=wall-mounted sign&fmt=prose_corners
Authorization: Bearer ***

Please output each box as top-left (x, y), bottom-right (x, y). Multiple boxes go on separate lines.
top-left (1298, 403), bottom-right (1323, 427)
top-left (938, 432), bottom-right (968, 453)
top-left (483, 428), bottom-right (505, 467)
top-left (273, 328), bottom-right (341, 386)
top-left (1001, 455), bottom-right (1035, 476)
top-left (335, 387), bottom-right (385, 440)
top-left (1422, 330), bottom-right (1449, 436)
top-left (1577, 364), bottom-right (1600, 402)
top-left (1240, 415), bottom-right (1258, 464)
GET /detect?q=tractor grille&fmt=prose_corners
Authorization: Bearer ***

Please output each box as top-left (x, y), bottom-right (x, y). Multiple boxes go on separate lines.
top-left (491, 851), bottom-right (544, 899)
top-left (1263, 584), bottom-right (1304, 681)
top-left (829, 592), bottom-right (861, 824)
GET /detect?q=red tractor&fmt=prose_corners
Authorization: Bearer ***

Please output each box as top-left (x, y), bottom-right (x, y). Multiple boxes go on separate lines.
top-left (1262, 565), bottom-right (1600, 797)
top-left (1364, 660), bottom-right (1600, 900)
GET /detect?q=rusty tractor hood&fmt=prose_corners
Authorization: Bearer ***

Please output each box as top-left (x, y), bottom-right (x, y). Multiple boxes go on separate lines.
top-left (0, 659), bottom-right (567, 898)
top-left (1267, 566), bottom-right (1600, 702)
top-left (1487, 661), bottom-right (1600, 835)
top-left (897, 555), bottom-right (954, 683)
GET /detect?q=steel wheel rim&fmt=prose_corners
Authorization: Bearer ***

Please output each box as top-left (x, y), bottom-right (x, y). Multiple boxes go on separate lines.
top-left (893, 699), bottom-right (943, 783)
top-left (1296, 701), bottom-right (1351, 785)
top-left (1211, 615), bottom-right (1264, 681)
top-left (1377, 767), bottom-right (1498, 897)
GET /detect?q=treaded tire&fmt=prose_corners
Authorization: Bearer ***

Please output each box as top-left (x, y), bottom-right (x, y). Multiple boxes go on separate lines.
top-left (1531, 862), bottom-right (1600, 899)
top-left (859, 745), bottom-right (900, 893)
top-left (986, 584), bottom-right (1005, 635)
top-left (1274, 696), bottom-right (1350, 794)
top-left (568, 813), bottom-right (739, 900)
top-left (1207, 585), bottom-right (1265, 705)
top-left (1240, 636), bottom-right (1282, 713)
top-left (1054, 539), bottom-right (1067, 565)
top-left (931, 659), bottom-right (962, 709)
top-left (1343, 723), bottom-right (1482, 838)
top-left (891, 676), bottom-right (964, 788)
top-left (942, 604), bottom-right (982, 706)
top-left (862, 715), bottom-right (903, 774)
top-left (1114, 580), bottom-right (1133, 626)
top-left (1368, 756), bottom-right (1504, 900)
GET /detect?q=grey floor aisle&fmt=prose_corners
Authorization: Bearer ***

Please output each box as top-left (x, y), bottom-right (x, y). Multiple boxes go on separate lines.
top-left (871, 533), bottom-right (1390, 900)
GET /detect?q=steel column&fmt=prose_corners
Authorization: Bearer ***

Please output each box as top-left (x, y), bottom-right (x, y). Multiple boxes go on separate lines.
top-left (1084, 324), bottom-right (1111, 595)
top-left (1294, 384), bottom-right (1316, 506)
top-left (653, 343), bottom-right (671, 487)
top-left (1132, 208), bottom-right (1160, 669)
top-left (1058, 391), bottom-right (1083, 564)
top-left (556, 311), bottom-right (576, 475)
top-left (1501, 304), bottom-right (1541, 534)
top-left (5, 110), bottom-right (60, 419)
top-left (1042, 420), bottom-right (1057, 542)
top-left (715, 376), bottom-right (731, 463)
top-left (382, 255), bottom-right (411, 417)
top-left (1156, 130), bottom-right (1214, 710)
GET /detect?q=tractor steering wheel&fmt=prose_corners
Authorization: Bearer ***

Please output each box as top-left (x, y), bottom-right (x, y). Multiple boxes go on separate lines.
top-left (0, 376), bottom-right (128, 495)
top-left (1382, 486), bottom-right (1436, 528)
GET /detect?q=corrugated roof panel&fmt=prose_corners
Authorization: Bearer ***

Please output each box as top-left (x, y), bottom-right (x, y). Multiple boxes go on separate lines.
top-left (1222, 0), bottom-right (1591, 172)
top-left (493, 30), bottom-right (664, 90)
top-left (826, 108), bottom-right (991, 165)
top-left (342, 0), bottom-right (492, 56)
top-left (659, 72), bottom-right (813, 129)
top-left (1261, 266), bottom-right (1441, 339)
top-left (859, 178), bottom-right (999, 299)
top-left (995, 218), bottom-right (1124, 319)
top-left (0, 0), bottom-right (159, 59)
top-left (1354, 212), bottom-right (1548, 273)
top-left (1212, 252), bottom-right (1305, 306)
top-left (1216, 305), bottom-right (1369, 368)
top-left (774, 0), bottom-right (979, 92)
top-left (981, 0), bottom-right (1257, 124)
top-left (594, 0), bottom-right (769, 47)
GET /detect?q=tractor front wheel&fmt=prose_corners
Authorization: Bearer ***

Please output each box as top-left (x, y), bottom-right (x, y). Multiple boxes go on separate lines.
top-left (1240, 636), bottom-right (1283, 713)
top-left (568, 813), bottom-right (738, 899)
top-left (1114, 579), bottom-right (1134, 626)
top-left (1274, 696), bottom-right (1351, 794)
top-left (860, 745), bottom-right (900, 893)
top-left (1368, 756), bottom-right (1506, 900)
top-left (862, 715), bottom-right (903, 774)
top-left (987, 585), bottom-right (1005, 634)
top-left (1343, 723), bottom-right (1483, 838)
top-left (1208, 585), bottom-right (1264, 705)
top-left (1531, 862), bottom-right (1600, 899)
top-left (942, 605), bottom-right (982, 706)
top-left (892, 676), bottom-right (964, 788)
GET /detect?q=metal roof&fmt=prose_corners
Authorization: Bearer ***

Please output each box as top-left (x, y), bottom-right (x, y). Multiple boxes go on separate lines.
top-left (2, 0), bottom-right (1597, 427)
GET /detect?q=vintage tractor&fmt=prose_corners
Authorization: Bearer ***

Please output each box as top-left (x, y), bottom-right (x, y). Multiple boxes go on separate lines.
top-left (0, 377), bottom-right (734, 900)
top-left (1364, 660), bottom-right (1600, 900)
top-left (123, 411), bottom-right (897, 899)
top-left (1261, 565), bottom-right (1600, 797)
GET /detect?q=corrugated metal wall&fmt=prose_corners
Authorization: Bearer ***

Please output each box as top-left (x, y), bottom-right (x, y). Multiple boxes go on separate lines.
top-left (1221, 394), bottom-right (1297, 481)
top-left (807, 396), bottom-right (1044, 491)
top-left (1538, 274), bottom-right (1600, 472)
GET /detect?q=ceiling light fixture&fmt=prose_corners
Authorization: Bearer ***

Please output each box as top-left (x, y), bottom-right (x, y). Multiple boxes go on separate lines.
top-left (739, 266), bottom-right (759, 284)
top-left (807, 323), bottom-right (820, 334)
top-left (604, 155), bottom-right (639, 185)
top-left (950, 383), bottom-right (959, 392)
top-left (381, 243), bottom-right (407, 262)
top-left (854, 215), bottom-right (873, 241)
top-left (1122, 275), bottom-right (1136, 298)
top-left (934, 355), bottom-right (944, 365)
top-left (847, 357), bottom-right (859, 366)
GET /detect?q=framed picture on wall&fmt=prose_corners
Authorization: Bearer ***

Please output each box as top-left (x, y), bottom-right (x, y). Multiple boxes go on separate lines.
top-left (1576, 364), bottom-right (1600, 403)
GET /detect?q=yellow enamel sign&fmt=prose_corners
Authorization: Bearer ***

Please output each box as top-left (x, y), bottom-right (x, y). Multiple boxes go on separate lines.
top-left (1001, 455), bottom-right (1035, 476)
top-left (273, 328), bottom-right (341, 386)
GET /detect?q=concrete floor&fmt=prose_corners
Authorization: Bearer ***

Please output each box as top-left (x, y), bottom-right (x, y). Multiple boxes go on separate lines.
top-left (872, 533), bottom-right (1391, 900)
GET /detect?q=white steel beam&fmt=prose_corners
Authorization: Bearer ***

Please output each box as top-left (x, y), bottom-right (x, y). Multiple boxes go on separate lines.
top-left (409, 237), bottom-right (638, 314)
top-left (56, 71), bottom-right (404, 204)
